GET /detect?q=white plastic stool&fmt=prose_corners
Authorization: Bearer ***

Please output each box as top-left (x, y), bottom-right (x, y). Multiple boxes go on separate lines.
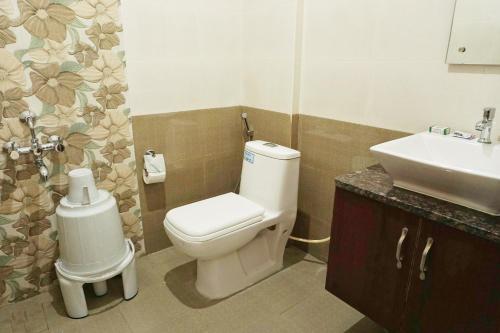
top-left (55, 239), bottom-right (138, 319)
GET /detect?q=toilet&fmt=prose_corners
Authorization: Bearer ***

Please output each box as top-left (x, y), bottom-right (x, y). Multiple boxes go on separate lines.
top-left (164, 141), bottom-right (300, 299)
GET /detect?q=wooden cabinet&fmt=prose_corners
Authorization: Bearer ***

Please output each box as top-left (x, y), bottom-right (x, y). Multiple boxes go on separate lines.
top-left (326, 188), bottom-right (500, 333)
top-left (326, 189), bottom-right (419, 331)
top-left (403, 219), bottom-right (500, 333)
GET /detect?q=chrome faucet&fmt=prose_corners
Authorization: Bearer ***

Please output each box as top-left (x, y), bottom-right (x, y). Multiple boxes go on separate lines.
top-left (475, 107), bottom-right (496, 144)
top-left (2, 111), bottom-right (65, 181)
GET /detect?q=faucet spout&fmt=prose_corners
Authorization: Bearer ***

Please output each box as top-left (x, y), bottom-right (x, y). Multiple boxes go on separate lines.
top-left (39, 166), bottom-right (49, 182)
top-left (475, 107), bottom-right (495, 144)
top-left (35, 155), bottom-right (49, 182)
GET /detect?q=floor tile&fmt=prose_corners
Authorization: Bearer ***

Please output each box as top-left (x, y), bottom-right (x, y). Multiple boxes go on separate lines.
top-left (3, 246), bottom-right (384, 333)
top-left (281, 287), bottom-right (364, 333)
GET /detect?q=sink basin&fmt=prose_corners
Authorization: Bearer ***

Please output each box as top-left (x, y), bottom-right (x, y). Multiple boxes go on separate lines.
top-left (370, 132), bottom-right (500, 215)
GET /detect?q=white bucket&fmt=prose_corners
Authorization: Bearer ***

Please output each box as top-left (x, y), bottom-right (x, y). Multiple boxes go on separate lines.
top-left (56, 168), bottom-right (128, 276)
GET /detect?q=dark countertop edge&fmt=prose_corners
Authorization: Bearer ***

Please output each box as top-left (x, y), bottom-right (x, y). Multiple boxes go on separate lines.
top-left (334, 167), bottom-right (500, 244)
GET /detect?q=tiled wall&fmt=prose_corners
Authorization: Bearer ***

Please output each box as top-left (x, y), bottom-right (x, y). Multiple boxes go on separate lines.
top-left (132, 107), bottom-right (291, 253)
top-left (293, 115), bottom-right (408, 260)
top-left (240, 106), bottom-right (292, 147)
top-left (132, 107), bottom-right (242, 253)
top-left (133, 107), bottom-right (408, 261)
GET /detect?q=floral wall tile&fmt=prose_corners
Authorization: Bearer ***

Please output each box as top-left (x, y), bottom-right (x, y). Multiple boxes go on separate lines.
top-left (0, 0), bottom-right (143, 305)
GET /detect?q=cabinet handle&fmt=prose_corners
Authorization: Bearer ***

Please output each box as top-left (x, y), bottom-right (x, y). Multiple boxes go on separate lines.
top-left (419, 237), bottom-right (434, 280)
top-left (396, 227), bottom-right (409, 269)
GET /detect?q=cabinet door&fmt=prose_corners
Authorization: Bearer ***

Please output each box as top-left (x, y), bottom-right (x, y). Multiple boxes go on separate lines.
top-left (326, 188), bottom-right (420, 331)
top-left (404, 219), bottom-right (500, 333)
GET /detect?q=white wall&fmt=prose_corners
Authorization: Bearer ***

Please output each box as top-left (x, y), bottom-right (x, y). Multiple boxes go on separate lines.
top-left (122, 0), bottom-right (299, 116)
top-left (298, 0), bottom-right (500, 139)
top-left (122, 0), bottom-right (242, 115)
top-left (123, 0), bottom-right (500, 140)
top-left (240, 0), bottom-right (299, 113)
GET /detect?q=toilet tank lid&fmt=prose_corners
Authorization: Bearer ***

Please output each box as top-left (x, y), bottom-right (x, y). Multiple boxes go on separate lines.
top-left (165, 193), bottom-right (265, 241)
top-left (245, 141), bottom-right (300, 160)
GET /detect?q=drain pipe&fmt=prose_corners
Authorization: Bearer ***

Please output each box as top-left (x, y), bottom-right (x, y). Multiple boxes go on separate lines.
top-left (289, 235), bottom-right (331, 244)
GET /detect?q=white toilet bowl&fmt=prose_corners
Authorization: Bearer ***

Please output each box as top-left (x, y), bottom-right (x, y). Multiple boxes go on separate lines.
top-left (164, 141), bottom-right (300, 299)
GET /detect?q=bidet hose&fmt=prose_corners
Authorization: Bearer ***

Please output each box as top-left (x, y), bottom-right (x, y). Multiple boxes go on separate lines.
top-left (288, 235), bottom-right (331, 244)
top-left (234, 113), bottom-right (254, 193)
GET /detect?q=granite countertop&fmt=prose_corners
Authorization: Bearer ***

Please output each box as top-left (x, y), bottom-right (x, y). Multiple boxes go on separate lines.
top-left (335, 164), bottom-right (500, 244)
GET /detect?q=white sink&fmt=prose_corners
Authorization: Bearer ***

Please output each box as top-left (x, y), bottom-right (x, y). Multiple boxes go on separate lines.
top-left (370, 132), bottom-right (500, 215)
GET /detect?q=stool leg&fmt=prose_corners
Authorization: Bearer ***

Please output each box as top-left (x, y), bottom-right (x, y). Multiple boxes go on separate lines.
top-left (57, 271), bottom-right (88, 319)
top-left (92, 280), bottom-right (108, 297)
top-left (122, 258), bottom-right (138, 300)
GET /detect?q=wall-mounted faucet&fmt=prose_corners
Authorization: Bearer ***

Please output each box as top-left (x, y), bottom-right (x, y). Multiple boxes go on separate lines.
top-left (2, 111), bottom-right (65, 181)
top-left (475, 107), bottom-right (496, 144)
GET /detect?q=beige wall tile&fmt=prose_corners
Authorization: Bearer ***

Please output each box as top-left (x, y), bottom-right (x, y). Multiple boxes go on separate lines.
top-left (132, 107), bottom-right (245, 253)
top-left (291, 113), bottom-right (300, 149)
top-left (240, 106), bottom-right (292, 147)
top-left (141, 210), bottom-right (173, 254)
top-left (294, 115), bottom-right (408, 261)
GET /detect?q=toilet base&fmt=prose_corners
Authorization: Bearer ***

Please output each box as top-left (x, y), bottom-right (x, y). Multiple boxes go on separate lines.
top-left (55, 239), bottom-right (138, 319)
top-left (195, 230), bottom-right (284, 299)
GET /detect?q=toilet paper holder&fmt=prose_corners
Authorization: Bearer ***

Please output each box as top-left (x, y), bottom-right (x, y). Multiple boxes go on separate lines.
top-left (145, 149), bottom-right (156, 158)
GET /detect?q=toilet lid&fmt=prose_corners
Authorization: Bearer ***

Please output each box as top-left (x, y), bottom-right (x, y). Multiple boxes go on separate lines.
top-left (165, 193), bottom-right (265, 242)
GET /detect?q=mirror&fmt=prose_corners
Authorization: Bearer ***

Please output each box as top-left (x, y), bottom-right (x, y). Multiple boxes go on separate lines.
top-left (446, 0), bottom-right (500, 65)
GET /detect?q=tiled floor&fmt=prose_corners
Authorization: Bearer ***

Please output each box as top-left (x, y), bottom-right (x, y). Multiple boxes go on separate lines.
top-left (0, 246), bottom-right (386, 333)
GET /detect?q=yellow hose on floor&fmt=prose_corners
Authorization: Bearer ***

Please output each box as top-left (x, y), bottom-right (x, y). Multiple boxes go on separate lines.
top-left (288, 235), bottom-right (331, 244)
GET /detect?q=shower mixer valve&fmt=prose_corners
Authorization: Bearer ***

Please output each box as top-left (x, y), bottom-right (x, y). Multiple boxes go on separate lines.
top-left (2, 111), bottom-right (65, 181)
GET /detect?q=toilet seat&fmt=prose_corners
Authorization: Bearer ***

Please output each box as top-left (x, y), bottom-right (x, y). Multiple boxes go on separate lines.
top-left (165, 193), bottom-right (265, 242)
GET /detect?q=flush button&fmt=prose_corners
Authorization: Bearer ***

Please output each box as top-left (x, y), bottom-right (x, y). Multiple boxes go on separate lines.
top-left (263, 142), bottom-right (278, 147)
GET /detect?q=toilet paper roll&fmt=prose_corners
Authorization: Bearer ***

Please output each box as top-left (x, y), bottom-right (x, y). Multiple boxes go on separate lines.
top-left (144, 154), bottom-right (165, 173)
top-left (143, 152), bottom-right (166, 184)
top-left (143, 169), bottom-right (166, 184)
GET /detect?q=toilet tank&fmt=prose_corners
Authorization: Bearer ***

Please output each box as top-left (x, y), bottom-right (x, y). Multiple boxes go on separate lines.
top-left (239, 141), bottom-right (300, 213)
